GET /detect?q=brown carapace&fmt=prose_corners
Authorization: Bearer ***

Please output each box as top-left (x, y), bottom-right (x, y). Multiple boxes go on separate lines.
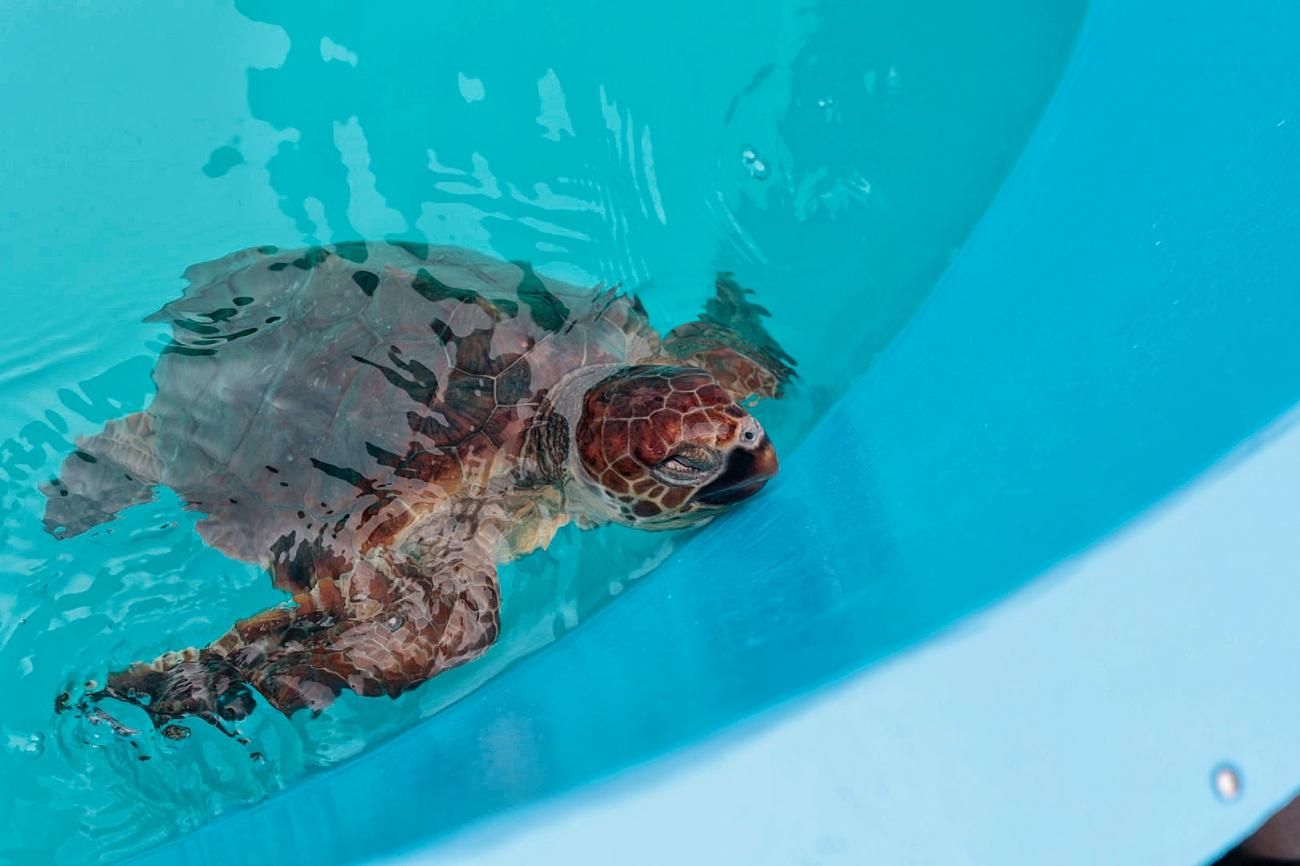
top-left (42, 243), bottom-right (794, 729)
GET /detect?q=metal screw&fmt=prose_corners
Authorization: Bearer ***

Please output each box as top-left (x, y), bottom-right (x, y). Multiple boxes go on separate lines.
top-left (1213, 764), bottom-right (1242, 802)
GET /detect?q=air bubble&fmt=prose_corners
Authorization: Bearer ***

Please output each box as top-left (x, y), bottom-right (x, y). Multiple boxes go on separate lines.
top-left (6, 732), bottom-right (45, 757)
top-left (740, 146), bottom-right (770, 180)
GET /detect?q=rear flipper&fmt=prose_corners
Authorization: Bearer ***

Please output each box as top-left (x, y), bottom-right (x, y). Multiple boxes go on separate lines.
top-left (97, 647), bottom-right (257, 727)
top-left (662, 272), bottom-right (796, 402)
top-left (41, 412), bottom-right (161, 538)
top-left (91, 548), bottom-right (500, 727)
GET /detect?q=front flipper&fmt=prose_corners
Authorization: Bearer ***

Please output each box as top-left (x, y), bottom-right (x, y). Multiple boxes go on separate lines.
top-left (96, 534), bottom-right (500, 724)
top-left (661, 272), bottom-right (796, 402)
top-left (41, 412), bottom-right (161, 539)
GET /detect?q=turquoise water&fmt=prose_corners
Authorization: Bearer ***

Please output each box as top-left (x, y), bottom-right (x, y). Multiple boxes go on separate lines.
top-left (0, 1), bottom-right (1084, 863)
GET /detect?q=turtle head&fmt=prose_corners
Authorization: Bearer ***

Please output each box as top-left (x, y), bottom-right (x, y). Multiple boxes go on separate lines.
top-left (573, 364), bottom-right (778, 529)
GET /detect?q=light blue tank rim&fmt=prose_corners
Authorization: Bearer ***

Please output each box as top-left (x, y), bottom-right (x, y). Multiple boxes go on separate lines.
top-left (128, 0), bottom-right (1300, 863)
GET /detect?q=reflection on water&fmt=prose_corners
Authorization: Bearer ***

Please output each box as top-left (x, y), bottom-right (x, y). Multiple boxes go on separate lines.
top-left (0, 0), bottom-right (1084, 861)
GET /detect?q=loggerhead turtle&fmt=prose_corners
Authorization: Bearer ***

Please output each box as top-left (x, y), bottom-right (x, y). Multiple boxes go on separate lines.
top-left (42, 242), bottom-right (793, 727)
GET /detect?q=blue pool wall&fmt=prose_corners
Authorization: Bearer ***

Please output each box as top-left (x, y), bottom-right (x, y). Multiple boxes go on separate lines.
top-left (130, 0), bottom-right (1300, 863)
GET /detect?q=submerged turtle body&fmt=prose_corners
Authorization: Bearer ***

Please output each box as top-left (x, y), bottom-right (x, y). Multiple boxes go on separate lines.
top-left (43, 242), bottom-right (794, 725)
top-left (122, 243), bottom-right (660, 564)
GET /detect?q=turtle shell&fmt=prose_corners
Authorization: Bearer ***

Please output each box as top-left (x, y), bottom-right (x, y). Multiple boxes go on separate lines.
top-left (143, 242), bottom-right (657, 564)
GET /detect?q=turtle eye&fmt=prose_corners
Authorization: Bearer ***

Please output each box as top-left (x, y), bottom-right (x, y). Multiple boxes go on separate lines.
top-left (652, 447), bottom-right (720, 485)
top-left (662, 456), bottom-right (701, 473)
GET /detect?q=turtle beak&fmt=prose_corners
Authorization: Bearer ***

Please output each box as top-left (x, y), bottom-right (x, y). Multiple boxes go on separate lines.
top-left (694, 436), bottom-right (778, 506)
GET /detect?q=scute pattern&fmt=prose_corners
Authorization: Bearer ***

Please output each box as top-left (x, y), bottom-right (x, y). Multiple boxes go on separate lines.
top-left (577, 365), bottom-right (749, 522)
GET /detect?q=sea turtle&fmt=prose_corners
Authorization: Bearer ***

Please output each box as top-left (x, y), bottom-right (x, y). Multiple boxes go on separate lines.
top-left (42, 242), bottom-right (793, 726)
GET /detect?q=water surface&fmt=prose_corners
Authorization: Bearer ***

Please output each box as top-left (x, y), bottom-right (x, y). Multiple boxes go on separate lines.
top-left (0, 0), bottom-right (1084, 862)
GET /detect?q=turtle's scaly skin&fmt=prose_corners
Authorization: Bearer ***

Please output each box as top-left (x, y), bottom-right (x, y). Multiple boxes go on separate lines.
top-left (42, 242), bottom-right (793, 725)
